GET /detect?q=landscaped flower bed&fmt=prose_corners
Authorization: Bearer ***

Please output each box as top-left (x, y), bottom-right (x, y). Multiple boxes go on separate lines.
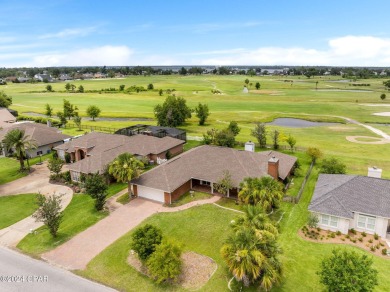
top-left (299, 225), bottom-right (389, 258)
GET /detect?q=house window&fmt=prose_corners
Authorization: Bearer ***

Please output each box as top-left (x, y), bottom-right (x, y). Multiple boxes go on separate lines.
top-left (321, 214), bottom-right (338, 227)
top-left (200, 180), bottom-right (210, 186)
top-left (357, 214), bottom-right (376, 231)
top-left (321, 214), bottom-right (329, 225)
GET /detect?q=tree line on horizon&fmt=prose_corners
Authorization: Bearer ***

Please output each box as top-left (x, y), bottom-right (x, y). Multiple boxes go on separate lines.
top-left (1, 65), bottom-right (390, 80)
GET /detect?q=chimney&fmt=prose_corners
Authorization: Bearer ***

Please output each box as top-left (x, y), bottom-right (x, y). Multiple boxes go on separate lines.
top-left (245, 141), bottom-right (255, 152)
top-left (368, 166), bottom-right (382, 178)
top-left (268, 156), bottom-right (279, 180)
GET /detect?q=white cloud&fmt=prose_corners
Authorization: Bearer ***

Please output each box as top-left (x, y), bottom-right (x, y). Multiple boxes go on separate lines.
top-left (38, 27), bottom-right (97, 39)
top-left (193, 36), bottom-right (390, 66)
top-left (27, 45), bottom-right (134, 66)
top-left (4, 35), bottom-right (390, 67)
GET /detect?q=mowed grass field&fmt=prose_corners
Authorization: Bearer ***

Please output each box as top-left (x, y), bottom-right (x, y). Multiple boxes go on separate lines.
top-left (3, 75), bottom-right (390, 177)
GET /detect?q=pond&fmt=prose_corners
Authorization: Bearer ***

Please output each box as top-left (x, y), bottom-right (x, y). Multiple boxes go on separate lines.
top-left (266, 118), bottom-right (340, 128)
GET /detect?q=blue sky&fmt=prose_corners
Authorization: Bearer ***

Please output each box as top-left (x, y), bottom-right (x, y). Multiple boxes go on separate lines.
top-left (1, 0), bottom-right (390, 67)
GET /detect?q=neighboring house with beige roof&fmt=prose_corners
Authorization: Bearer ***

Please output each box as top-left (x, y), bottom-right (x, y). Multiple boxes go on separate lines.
top-left (54, 132), bottom-right (185, 182)
top-left (131, 145), bottom-right (297, 204)
top-left (0, 122), bottom-right (70, 158)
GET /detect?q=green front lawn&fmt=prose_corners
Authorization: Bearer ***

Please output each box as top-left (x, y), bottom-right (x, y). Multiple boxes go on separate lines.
top-left (168, 191), bottom-right (213, 207)
top-left (0, 154), bottom-right (51, 185)
top-left (17, 194), bottom-right (108, 256)
top-left (0, 157), bottom-right (25, 185)
top-left (214, 197), bottom-right (243, 211)
top-left (107, 182), bottom-right (127, 198)
top-left (0, 194), bottom-right (38, 229)
top-left (78, 205), bottom-right (236, 291)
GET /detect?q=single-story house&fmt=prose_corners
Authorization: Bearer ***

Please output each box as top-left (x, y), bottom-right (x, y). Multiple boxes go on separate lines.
top-left (308, 173), bottom-right (390, 239)
top-left (54, 132), bottom-right (185, 182)
top-left (0, 122), bottom-right (71, 158)
top-left (131, 145), bottom-right (297, 204)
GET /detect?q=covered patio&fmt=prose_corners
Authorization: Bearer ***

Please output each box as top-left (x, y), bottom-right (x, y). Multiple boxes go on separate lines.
top-left (190, 178), bottom-right (238, 198)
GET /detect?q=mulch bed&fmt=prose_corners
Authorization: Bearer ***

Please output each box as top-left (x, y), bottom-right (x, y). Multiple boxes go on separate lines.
top-left (127, 251), bottom-right (217, 290)
top-left (299, 226), bottom-right (390, 259)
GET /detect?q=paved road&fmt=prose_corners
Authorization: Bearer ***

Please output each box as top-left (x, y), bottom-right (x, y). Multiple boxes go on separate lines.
top-left (0, 247), bottom-right (116, 292)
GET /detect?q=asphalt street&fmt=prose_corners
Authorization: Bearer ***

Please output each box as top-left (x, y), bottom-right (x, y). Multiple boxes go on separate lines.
top-left (0, 247), bottom-right (116, 292)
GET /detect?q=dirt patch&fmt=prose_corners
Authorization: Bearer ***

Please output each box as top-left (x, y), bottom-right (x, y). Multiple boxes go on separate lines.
top-left (127, 251), bottom-right (217, 290)
top-left (299, 227), bottom-right (389, 259)
top-left (346, 136), bottom-right (390, 144)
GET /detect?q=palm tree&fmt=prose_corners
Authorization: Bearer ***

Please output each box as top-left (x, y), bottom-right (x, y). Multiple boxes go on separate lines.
top-left (238, 176), bottom-right (284, 212)
top-left (221, 205), bottom-right (282, 290)
top-left (221, 227), bottom-right (282, 290)
top-left (108, 152), bottom-right (144, 194)
top-left (231, 205), bottom-right (278, 240)
top-left (2, 129), bottom-right (37, 170)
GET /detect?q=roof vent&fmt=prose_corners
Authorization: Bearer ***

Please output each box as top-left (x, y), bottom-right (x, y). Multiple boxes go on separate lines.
top-left (368, 167), bottom-right (382, 178)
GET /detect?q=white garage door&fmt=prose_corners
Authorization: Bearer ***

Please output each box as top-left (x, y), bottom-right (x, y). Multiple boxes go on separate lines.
top-left (137, 185), bottom-right (165, 203)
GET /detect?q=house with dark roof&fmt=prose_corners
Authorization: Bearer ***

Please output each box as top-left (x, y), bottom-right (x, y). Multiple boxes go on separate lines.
top-left (131, 145), bottom-right (297, 204)
top-left (0, 122), bottom-right (70, 158)
top-left (54, 132), bottom-right (185, 182)
top-left (309, 173), bottom-right (390, 239)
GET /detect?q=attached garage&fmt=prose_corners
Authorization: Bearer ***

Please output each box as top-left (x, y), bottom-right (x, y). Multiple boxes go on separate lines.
top-left (135, 185), bottom-right (165, 203)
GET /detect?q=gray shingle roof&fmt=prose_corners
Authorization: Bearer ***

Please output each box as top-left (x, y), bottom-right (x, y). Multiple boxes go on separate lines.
top-left (309, 174), bottom-right (390, 219)
top-left (132, 145), bottom-right (297, 192)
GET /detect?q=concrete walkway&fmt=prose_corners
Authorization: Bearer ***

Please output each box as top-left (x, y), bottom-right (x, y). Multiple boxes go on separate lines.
top-left (42, 196), bottom-right (220, 270)
top-left (0, 162), bottom-right (73, 247)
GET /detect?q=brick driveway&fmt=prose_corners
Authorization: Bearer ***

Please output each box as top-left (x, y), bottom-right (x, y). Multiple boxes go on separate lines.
top-left (42, 198), bottom-right (162, 270)
top-left (42, 196), bottom-right (221, 270)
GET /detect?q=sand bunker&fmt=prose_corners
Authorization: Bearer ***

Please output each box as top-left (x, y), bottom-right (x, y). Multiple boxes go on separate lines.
top-left (359, 103), bottom-right (390, 107)
top-left (373, 112), bottom-right (390, 116)
top-left (250, 90), bottom-right (283, 95)
top-left (346, 136), bottom-right (390, 144)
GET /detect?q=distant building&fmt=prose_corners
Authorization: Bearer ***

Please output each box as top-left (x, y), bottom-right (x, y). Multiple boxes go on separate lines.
top-left (34, 74), bottom-right (53, 82)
